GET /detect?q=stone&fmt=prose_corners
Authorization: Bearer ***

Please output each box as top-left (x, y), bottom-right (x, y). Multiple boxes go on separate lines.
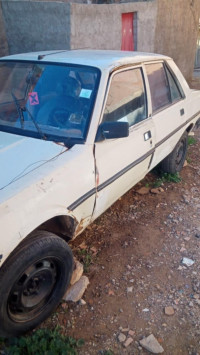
top-left (70, 260), bottom-right (84, 285)
top-left (182, 257), bottom-right (195, 267)
top-left (128, 330), bottom-right (135, 336)
top-left (118, 333), bottom-right (126, 343)
top-left (140, 334), bottom-right (164, 354)
top-left (151, 187), bottom-right (164, 194)
top-left (63, 276), bottom-right (89, 302)
top-left (164, 306), bottom-right (175, 316)
top-left (124, 337), bottom-right (133, 347)
top-left (137, 187), bottom-right (150, 195)
top-left (79, 299), bottom-right (86, 305)
top-left (127, 286), bottom-right (133, 293)
top-left (195, 232), bottom-right (200, 239)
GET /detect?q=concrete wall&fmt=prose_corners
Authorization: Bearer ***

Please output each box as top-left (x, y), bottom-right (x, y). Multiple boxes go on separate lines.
top-left (1, 1), bottom-right (71, 54)
top-left (70, 2), bottom-right (157, 52)
top-left (155, 0), bottom-right (200, 80)
top-left (0, 2), bottom-right (8, 56)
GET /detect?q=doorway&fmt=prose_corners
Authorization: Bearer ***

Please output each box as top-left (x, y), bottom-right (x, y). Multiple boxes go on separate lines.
top-left (121, 12), bottom-right (136, 51)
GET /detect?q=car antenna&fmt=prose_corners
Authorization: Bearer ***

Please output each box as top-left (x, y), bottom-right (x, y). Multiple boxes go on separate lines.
top-left (38, 48), bottom-right (91, 60)
top-left (38, 50), bottom-right (69, 60)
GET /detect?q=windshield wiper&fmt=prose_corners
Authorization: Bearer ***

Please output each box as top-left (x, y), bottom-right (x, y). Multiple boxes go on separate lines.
top-left (23, 106), bottom-right (47, 140)
top-left (11, 91), bottom-right (46, 140)
top-left (11, 91), bottom-right (24, 129)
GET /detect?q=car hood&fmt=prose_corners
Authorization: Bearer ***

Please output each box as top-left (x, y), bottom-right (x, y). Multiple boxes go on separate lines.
top-left (0, 131), bottom-right (67, 193)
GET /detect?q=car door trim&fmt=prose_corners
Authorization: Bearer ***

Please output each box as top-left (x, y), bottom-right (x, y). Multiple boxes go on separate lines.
top-left (97, 148), bottom-right (154, 192)
top-left (68, 111), bottom-right (200, 211)
top-left (67, 148), bottom-right (154, 210)
top-left (155, 110), bottom-right (200, 148)
top-left (68, 188), bottom-right (96, 211)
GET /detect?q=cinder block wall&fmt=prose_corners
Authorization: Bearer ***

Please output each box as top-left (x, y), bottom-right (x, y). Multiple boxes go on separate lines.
top-left (155, 0), bottom-right (200, 80)
top-left (0, 0), bottom-right (199, 79)
top-left (1, 1), bottom-right (71, 54)
top-left (0, 2), bottom-right (8, 56)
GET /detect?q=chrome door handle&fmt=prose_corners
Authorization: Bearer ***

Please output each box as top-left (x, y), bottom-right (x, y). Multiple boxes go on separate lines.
top-left (144, 131), bottom-right (152, 141)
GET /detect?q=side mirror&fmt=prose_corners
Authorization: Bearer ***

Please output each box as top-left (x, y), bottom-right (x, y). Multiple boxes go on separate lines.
top-left (95, 121), bottom-right (129, 142)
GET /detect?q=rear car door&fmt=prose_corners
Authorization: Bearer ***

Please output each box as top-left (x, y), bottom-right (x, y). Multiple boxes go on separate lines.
top-left (144, 61), bottom-right (187, 169)
top-left (92, 65), bottom-right (155, 221)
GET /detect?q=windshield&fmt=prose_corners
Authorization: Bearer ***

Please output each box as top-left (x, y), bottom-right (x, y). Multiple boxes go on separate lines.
top-left (0, 61), bottom-right (100, 144)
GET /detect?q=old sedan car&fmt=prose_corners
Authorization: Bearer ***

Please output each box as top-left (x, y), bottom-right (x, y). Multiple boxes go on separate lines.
top-left (0, 50), bottom-right (200, 337)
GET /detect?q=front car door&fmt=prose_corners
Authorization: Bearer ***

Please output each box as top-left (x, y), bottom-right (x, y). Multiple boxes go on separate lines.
top-left (92, 65), bottom-right (155, 221)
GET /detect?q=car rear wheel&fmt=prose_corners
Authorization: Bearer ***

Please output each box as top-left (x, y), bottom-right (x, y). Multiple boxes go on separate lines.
top-left (0, 231), bottom-right (73, 338)
top-left (160, 132), bottom-right (188, 174)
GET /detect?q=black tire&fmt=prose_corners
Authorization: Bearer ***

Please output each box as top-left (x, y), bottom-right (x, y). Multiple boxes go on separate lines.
top-left (0, 231), bottom-right (73, 338)
top-left (160, 132), bottom-right (188, 174)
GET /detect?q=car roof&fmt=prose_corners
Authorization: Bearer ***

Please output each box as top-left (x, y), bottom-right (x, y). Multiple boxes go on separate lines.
top-left (1, 50), bottom-right (170, 71)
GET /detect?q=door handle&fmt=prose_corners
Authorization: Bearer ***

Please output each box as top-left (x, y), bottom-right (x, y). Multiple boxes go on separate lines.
top-left (144, 131), bottom-right (152, 141)
top-left (180, 108), bottom-right (184, 116)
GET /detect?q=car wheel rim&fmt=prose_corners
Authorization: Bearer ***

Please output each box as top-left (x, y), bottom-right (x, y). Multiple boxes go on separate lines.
top-left (8, 257), bottom-right (61, 322)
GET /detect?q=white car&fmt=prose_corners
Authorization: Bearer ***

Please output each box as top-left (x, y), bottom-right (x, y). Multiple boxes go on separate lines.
top-left (0, 50), bottom-right (199, 337)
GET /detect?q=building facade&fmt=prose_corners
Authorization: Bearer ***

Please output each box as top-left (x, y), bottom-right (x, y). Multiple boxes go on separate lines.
top-left (0, 0), bottom-right (200, 79)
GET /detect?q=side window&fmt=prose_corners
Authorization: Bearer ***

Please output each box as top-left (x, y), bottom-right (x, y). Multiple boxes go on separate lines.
top-left (103, 68), bottom-right (147, 127)
top-left (146, 63), bottom-right (171, 113)
top-left (165, 66), bottom-right (182, 102)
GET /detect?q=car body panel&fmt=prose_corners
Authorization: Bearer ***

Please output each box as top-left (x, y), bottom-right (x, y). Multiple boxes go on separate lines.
top-left (0, 50), bottom-right (200, 269)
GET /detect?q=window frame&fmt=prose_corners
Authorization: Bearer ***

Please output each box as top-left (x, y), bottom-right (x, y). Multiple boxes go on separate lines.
top-left (145, 60), bottom-right (185, 116)
top-left (99, 65), bottom-right (149, 132)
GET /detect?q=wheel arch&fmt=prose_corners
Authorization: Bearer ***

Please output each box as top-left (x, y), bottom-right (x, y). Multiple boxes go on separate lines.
top-left (1, 214), bottom-right (78, 269)
top-left (186, 123), bottom-right (194, 133)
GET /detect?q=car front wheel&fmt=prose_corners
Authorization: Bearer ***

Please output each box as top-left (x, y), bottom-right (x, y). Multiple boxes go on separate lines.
top-left (160, 132), bottom-right (188, 174)
top-left (0, 231), bottom-right (73, 338)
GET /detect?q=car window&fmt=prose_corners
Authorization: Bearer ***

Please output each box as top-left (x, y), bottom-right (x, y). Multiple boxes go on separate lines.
top-left (0, 61), bottom-right (100, 144)
top-left (165, 66), bottom-right (182, 102)
top-left (146, 63), bottom-right (171, 113)
top-left (103, 68), bottom-right (147, 127)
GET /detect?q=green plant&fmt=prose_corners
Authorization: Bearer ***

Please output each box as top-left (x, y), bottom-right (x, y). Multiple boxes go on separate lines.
top-left (2, 327), bottom-right (84, 355)
top-left (104, 350), bottom-right (114, 355)
top-left (153, 172), bottom-right (181, 187)
top-left (77, 249), bottom-right (92, 273)
top-left (188, 136), bottom-right (197, 145)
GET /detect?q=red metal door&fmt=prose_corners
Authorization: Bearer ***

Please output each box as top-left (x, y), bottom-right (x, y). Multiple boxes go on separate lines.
top-left (121, 13), bottom-right (134, 51)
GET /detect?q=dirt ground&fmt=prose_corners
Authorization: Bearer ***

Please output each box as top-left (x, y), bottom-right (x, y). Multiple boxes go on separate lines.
top-left (44, 74), bottom-right (200, 354)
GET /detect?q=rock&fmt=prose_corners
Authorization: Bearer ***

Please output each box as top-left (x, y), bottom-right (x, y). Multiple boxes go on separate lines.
top-left (142, 308), bottom-right (150, 312)
top-left (128, 330), bottom-right (135, 336)
top-left (127, 286), bottom-right (133, 293)
top-left (164, 306), bottom-right (175, 316)
top-left (79, 299), bottom-right (86, 305)
top-left (63, 276), bottom-right (89, 302)
top-left (137, 187), bottom-right (150, 195)
top-left (70, 260), bottom-right (84, 285)
top-left (195, 232), bottom-right (200, 239)
top-left (151, 187), bottom-right (164, 194)
top-left (124, 337), bottom-right (133, 347)
top-left (182, 257), bottom-right (195, 267)
top-left (118, 333), bottom-right (126, 343)
top-left (140, 334), bottom-right (164, 353)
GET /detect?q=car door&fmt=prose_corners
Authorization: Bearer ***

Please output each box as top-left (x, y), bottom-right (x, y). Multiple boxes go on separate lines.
top-left (92, 65), bottom-right (155, 221)
top-left (144, 61), bottom-right (187, 169)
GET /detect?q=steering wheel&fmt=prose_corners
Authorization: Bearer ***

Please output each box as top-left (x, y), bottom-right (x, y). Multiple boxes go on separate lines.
top-left (48, 107), bottom-right (71, 128)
